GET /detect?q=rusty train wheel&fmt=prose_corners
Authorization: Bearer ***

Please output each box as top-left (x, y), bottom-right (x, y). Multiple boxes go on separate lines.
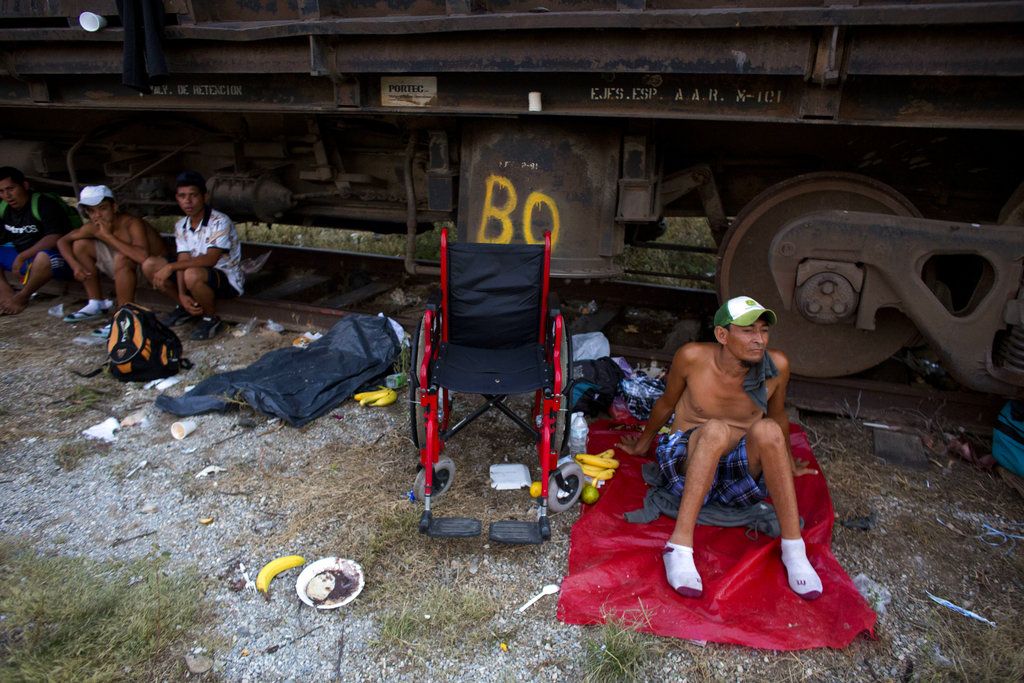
top-left (718, 172), bottom-right (922, 378)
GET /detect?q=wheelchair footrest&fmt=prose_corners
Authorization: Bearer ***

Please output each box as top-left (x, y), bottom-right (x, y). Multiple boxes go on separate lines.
top-left (488, 520), bottom-right (545, 545)
top-left (426, 516), bottom-right (482, 538)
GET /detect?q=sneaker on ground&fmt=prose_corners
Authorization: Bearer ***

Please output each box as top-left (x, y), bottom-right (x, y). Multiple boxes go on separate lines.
top-left (159, 305), bottom-right (196, 327)
top-left (191, 316), bottom-right (223, 340)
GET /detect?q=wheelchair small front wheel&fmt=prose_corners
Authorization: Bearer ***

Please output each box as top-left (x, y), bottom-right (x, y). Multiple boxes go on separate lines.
top-left (413, 458), bottom-right (456, 502)
top-left (547, 461), bottom-right (584, 513)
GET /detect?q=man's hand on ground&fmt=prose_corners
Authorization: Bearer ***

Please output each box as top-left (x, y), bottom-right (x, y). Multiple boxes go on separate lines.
top-left (617, 434), bottom-right (651, 457)
top-left (180, 295), bottom-right (202, 315)
top-left (792, 458), bottom-right (818, 477)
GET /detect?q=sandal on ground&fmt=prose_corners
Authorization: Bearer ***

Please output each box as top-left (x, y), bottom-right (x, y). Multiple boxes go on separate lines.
top-left (63, 308), bottom-right (107, 323)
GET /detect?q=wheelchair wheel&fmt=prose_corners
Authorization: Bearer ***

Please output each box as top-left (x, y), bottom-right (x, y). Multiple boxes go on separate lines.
top-left (409, 315), bottom-right (427, 449)
top-left (547, 461), bottom-right (584, 513)
top-left (413, 458), bottom-right (455, 502)
top-left (551, 320), bottom-right (572, 456)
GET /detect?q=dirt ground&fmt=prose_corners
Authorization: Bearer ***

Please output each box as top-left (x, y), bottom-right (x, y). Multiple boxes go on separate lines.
top-left (2, 290), bottom-right (1023, 682)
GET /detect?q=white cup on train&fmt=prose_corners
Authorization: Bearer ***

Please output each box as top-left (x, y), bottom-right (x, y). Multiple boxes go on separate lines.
top-left (528, 91), bottom-right (543, 112)
top-left (79, 12), bottom-right (108, 32)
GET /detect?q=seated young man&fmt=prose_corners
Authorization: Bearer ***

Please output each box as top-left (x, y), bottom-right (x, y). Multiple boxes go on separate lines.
top-left (145, 171), bottom-right (244, 340)
top-left (56, 185), bottom-right (167, 327)
top-left (618, 296), bottom-right (823, 600)
top-left (0, 166), bottom-right (73, 314)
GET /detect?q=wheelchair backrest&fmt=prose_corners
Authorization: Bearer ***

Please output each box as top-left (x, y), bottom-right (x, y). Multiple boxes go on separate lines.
top-left (447, 242), bottom-right (545, 350)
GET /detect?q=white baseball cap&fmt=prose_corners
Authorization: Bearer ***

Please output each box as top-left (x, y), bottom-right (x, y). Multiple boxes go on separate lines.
top-left (78, 185), bottom-right (115, 206)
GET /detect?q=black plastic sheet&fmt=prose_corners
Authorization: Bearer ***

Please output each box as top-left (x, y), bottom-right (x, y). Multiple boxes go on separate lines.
top-left (155, 314), bottom-right (400, 427)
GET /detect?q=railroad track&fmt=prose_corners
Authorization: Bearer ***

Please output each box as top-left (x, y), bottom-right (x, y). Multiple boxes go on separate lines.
top-left (30, 241), bottom-right (1006, 434)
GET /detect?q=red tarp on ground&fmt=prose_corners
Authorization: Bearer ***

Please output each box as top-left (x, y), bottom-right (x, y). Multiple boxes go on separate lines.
top-left (556, 420), bottom-right (876, 650)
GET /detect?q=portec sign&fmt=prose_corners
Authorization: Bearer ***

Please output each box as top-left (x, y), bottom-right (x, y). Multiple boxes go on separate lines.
top-left (381, 77), bottom-right (437, 107)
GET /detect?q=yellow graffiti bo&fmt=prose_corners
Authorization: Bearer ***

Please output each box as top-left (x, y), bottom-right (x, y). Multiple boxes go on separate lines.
top-left (477, 174), bottom-right (560, 246)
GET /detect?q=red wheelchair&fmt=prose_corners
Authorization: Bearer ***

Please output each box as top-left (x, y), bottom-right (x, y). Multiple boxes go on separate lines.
top-left (409, 227), bottom-right (584, 544)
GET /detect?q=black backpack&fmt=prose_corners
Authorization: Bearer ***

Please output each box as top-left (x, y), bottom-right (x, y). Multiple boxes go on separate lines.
top-left (570, 357), bottom-right (625, 416)
top-left (106, 304), bottom-right (190, 382)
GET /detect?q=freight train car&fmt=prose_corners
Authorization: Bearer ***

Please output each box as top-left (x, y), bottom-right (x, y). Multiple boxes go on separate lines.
top-left (1, 1), bottom-right (1022, 394)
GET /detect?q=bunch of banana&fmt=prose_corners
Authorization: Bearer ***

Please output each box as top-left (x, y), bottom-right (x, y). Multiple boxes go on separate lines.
top-left (353, 386), bottom-right (398, 407)
top-left (574, 448), bottom-right (619, 483)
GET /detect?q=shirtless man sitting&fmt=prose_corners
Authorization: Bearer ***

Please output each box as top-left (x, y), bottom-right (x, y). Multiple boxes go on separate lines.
top-left (618, 296), bottom-right (823, 600)
top-left (57, 185), bottom-right (166, 326)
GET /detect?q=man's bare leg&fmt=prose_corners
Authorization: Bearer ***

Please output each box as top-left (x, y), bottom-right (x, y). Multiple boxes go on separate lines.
top-left (4, 252), bottom-right (53, 314)
top-left (71, 239), bottom-right (103, 301)
top-left (183, 267), bottom-right (216, 315)
top-left (142, 256), bottom-right (180, 304)
top-left (113, 254), bottom-right (137, 307)
top-left (746, 418), bottom-right (822, 599)
top-left (0, 271), bottom-right (16, 309)
top-left (663, 419), bottom-right (732, 597)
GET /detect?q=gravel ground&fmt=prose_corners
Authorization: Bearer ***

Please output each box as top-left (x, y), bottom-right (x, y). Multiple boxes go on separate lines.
top-left (2, 294), bottom-right (1023, 682)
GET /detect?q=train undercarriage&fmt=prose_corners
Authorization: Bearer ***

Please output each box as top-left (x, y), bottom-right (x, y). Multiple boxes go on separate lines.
top-left (1, 1), bottom-right (1022, 393)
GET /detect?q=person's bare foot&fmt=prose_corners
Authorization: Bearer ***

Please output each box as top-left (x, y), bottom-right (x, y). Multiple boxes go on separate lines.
top-left (4, 292), bottom-right (29, 314)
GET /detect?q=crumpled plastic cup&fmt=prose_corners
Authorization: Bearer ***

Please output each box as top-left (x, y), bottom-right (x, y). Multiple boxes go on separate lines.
top-left (171, 420), bottom-right (198, 440)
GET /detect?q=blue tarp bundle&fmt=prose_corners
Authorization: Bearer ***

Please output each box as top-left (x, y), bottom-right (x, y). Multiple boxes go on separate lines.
top-left (156, 314), bottom-right (400, 427)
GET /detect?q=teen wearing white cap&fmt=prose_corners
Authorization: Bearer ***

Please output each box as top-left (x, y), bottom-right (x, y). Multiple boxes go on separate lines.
top-left (56, 184), bottom-right (166, 327)
top-left (618, 295), bottom-right (824, 601)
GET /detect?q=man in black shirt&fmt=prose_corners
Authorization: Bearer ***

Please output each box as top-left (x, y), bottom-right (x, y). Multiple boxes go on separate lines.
top-left (0, 167), bottom-right (73, 314)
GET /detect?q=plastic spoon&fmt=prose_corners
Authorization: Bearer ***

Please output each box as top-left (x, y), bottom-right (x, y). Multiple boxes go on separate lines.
top-left (517, 583), bottom-right (560, 613)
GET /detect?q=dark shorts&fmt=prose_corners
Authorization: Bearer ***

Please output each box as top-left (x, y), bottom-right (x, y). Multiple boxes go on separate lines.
top-left (655, 428), bottom-right (768, 508)
top-left (0, 244), bottom-right (72, 281)
top-left (202, 267), bottom-right (240, 299)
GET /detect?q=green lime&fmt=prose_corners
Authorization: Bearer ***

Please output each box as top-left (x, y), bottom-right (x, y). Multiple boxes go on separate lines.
top-left (581, 484), bottom-right (600, 505)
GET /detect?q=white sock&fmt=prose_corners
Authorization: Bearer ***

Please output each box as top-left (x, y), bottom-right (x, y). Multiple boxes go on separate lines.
top-left (781, 537), bottom-right (823, 600)
top-left (78, 299), bottom-right (104, 315)
top-left (663, 542), bottom-right (703, 598)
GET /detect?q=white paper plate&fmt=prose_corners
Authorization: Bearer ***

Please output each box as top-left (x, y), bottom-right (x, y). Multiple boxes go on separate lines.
top-left (295, 557), bottom-right (365, 609)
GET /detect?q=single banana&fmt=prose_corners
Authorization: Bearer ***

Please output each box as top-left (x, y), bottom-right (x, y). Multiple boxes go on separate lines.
top-left (255, 555), bottom-right (305, 594)
top-left (369, 389), bottom-right (398, 407)
top-left (575, 453), bottom-right (619, 469)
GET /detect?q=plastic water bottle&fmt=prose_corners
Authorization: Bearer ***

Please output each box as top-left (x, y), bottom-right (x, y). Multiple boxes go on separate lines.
top-left (569, 412), bottom-right (589, 455)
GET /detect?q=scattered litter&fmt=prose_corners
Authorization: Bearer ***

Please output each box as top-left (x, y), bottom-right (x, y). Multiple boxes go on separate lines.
top-left (265, 319), bottom-right (285, 333)
top-left (47, 303), bottom-right (64, 317)
top-left (296, 557), bottom-right (365, 609)
top-left (517, 583), bottom-right (560, 613)
top-left (82, 417), bottom-right (120, 442)
top-left (947, 432), bottom-right (995, 470)
top-left (120, 409), bottom-right (149, 428)
top-left (925, 591), bottom-right (996, 627)
top-left (195, 465), bottom-right (227, 479)
top-left (141, 503), bottom-right (158, 514)
top-left (181, 446), bottom-right (197, 454)
top-left (171, 420), bottom-right (198, 440)
top-left (500, 642), bottom-right (508, 652)
top-left (840, 513), bottom-right (877, 531)
top-left (489, 463), bottom-right (531, 490)
top-left (72, 335), bottom-right (106, 346)
top-left (862, 422), bottom-right (893, 430)
top-left (977, 522), bottom-right (1024, 550)
top-left (144, 376), bottom-right (182, 391)
top-left (292, 331), bottom-right (324, 348)
top-left (124, 460), bottom-right (148, 479)
top-left (572, 331), bottom-right (610, 361)
top-left (233, 317), bottom-right (259, 337)
top-left (240, 250), bottom-right (272, 275)
top-left (385, 372), bottom-right (406, 389)
top-left (198, 517), bottom-right (215, 525)
top-left (932, 645), bottom-right (953, 668)
top-left (853, 574), bottom-right (891, 615)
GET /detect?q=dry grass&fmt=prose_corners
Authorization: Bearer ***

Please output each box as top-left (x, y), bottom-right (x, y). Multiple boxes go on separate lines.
top-left (582, 614), bottom-right (663, 682)
top-left (373, 584), bottom-right (499, 656)
top-left (54, 440), bottom-right (95, 471)
top-left (0, 539), bottom-right (207, 681)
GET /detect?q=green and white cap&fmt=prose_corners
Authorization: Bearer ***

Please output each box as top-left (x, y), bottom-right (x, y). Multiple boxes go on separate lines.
top-left (713, 296), bottom-right (777, 327)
